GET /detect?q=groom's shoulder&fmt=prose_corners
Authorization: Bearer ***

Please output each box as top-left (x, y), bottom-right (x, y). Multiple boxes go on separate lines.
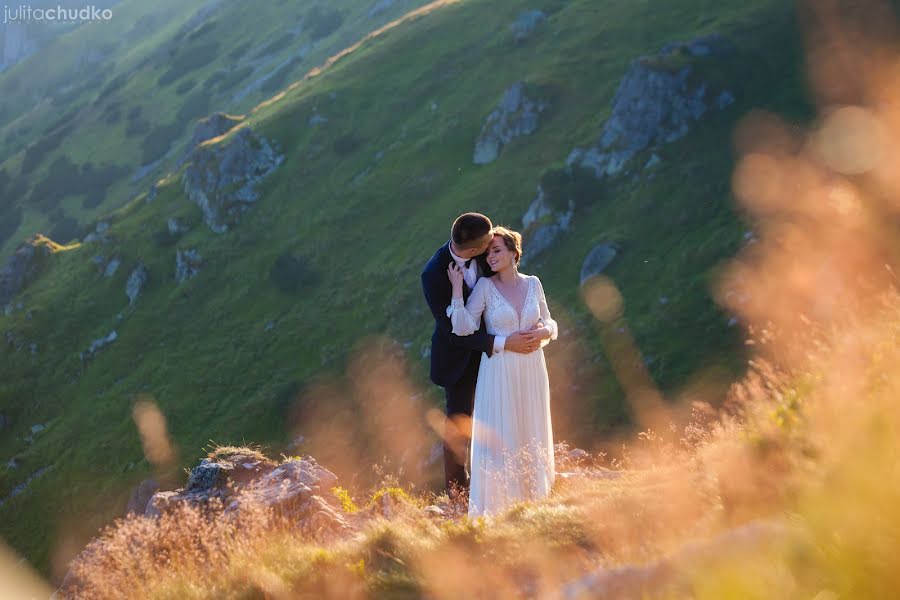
top-left (422, 243), bottom-right (450, 274)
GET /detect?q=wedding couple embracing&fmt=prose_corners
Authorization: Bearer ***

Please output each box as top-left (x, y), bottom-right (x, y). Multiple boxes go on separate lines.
top-left (422, 212), bottom-right (558, 517)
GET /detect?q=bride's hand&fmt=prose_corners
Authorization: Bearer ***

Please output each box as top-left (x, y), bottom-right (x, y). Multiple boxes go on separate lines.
top-left (528, 321), bottom-right (552, 340)
top-left (447, 263), bottom-right (465, 297)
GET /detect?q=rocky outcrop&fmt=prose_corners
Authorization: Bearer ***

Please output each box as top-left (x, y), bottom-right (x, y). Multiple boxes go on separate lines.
top-left (126, 479), bottom-right (159, 516)
top-left (80, 330), bottom-right (117, 361)
top-left (175, 249), bottom-right (201, 283)
top-left (579, 242), bottom-right (619, 285)
top-left (182, 127), bottom-right (284, 233)
top-left (519, 185), bottom-right (573, 266)
top-left (103, 257), bottom-right (121, 278)
top-left (568, 36), bottom-right (736, 178)
top-left (125, 264), bottom-right (148, 305)
top-left (167, 217), bottom-right (189, 235)
top-left (473, 82), bottom-right (548, 165)
top-left (182, 113), bottom-right (244, 161)
top-left (0, 237), bottom-right (39, 307)
top-left (144, 453), bottom-right (350, 537)
top-left (510, 9), bottom-right (545, 41)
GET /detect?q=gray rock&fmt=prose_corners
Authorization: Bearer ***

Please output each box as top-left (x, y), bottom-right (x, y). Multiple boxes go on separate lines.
top-left (29, 342), bottom-right (37, 355)
top-left (308, 113), bottom-right (327, 126)
top-left (0, 236), bottom-right (44, 306)
top-left (95, 221), bottom-right (110, 234)
top-left (182, 112), bottom-right (243, 162)
top-left (570, 39), bottom-right (736, 178)
top-left (167, 217), bottom-right (189, 235)
top-left (145, 454), bottom-right (349, 537)
top-left (182, 127), bottom-right (284, 233)
top-left (103, 257), bottom-right (121, 278)
top-left (579, 243), bottom-right (619, 285)
top-left (126, 479), bottom-right (159, 516)
top-left (126, 264), bottom-right (148, 305)
top-left (520, 186), bottom-right (574, 265)
top-left (81, 330), bottom-right (118, 361)
top-left (175, 249), bottom-right (201, 283)
top-left (660, 34), bottom-right (736, 58)
top-left (510, 9), bottom-right (546, 41)
top-left (522, 185), bottom-right (555, 230)
top-left (474, 82), bottom-right (548, 164)
top-left (30, 423), bottom-right (44, 435)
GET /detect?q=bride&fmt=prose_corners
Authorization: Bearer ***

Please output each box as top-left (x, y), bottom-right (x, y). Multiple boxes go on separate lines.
top-left (446, 226), bottom-right (558, 517)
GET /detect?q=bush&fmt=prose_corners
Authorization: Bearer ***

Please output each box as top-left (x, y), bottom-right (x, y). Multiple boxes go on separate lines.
top-left (21, 124), bottom-right (75, 174)
top-left (141, 123), bottom-right (182, 164)
top-left (47, 212), bottom-right (80, 244)
top-left (218, 65), bottom-right (254, 92)
top-left (333, 133), bottom-right (362, 156)
top-left (305, 6), bottom-right (343, 40)
top-left (157, 41), bottom-right (221, 86)
top-left (0, 205), bottom-right (22, 247)
top-left (175, 78), bottom-right (197, 96)
top-left (269, 253), bottom-right (318, 294)
top-left (538, 166), bottom-right (601, 212)
top-left (175, 92), bottom-right (211, 124)
top-left (260, 60), bottom-right (300, 93)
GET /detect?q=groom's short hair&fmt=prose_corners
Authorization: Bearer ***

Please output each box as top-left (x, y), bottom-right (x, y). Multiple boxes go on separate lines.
top-left (451, 213), bottom-right (493, 249)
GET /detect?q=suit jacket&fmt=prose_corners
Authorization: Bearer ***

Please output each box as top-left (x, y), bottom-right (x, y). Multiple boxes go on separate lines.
top-left (421, 242), bottom-right (495, 388)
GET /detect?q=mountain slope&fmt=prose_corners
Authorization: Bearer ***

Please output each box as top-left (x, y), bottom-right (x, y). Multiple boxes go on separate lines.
top-left (0, 0), bottom-right (808, 576)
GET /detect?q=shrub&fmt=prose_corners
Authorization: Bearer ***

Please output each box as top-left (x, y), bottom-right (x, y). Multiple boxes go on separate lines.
top-left (333, 133), bottom-right (362, 156)
top-left (140, 122), bottom-right (182, 163)
top-left (538, 166), bottom-right (601, 213)
top-left (305, 6), bottom-right (343, 40)
top-left (269, 253), bottom-right (319, 294)
top-left (157, 41), bottom-right (220, 86)
top-left (175, 92), bottom-right (211, 124)
top-left (175, 78), bottom-right (197, 96)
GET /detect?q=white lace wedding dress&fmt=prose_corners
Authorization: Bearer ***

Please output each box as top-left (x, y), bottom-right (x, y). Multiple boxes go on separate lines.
top-left (446, 274), bottom-right (558, 517)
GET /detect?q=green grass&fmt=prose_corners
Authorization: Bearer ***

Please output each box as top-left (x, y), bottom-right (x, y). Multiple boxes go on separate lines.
top-left (0, 0), bottom-right (811, 577)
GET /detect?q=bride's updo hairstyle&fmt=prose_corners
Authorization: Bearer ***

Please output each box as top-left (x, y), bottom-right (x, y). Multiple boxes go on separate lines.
top-left (491, 226), bottom-right (523, 266)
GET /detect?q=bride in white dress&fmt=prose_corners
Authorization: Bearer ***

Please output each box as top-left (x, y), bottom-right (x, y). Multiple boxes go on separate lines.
top-left (446, 226), bottom-right (558, 517)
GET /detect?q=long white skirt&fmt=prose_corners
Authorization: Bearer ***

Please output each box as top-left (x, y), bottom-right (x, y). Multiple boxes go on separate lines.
top-left (468, 347), bottom-right (555, 518)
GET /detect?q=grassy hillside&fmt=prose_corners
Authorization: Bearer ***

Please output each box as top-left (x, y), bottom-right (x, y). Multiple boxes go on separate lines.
top-left (0, 0), bottom-right (811, 577)
top-left (0, 0), bottom-right (436, 257)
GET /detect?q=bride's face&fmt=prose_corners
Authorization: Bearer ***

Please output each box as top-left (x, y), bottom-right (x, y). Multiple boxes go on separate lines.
top-left (486, 235), bottom-right (515, 272)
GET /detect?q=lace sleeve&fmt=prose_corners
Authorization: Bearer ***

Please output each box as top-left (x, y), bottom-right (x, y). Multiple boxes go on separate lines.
top-left (446, 278), bottom-right (488, 336)
top-left (536, 276), bottom-right (558, 345)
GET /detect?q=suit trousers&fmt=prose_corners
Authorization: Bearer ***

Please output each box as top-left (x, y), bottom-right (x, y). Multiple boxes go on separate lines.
top-left (443, 351), bottom-right (481, 493)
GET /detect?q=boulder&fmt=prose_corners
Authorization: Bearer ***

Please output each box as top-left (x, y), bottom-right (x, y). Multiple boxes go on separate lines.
top-left (80, 330), bottom-right (117, 361)
top-left (182, 112), bottom-right (244, 161)
top-left (143, 453), bottom-right (350, 537)
top-left (103, 257), bottom-right (121, 278)
top-left (125, 264), bottom-right (148, 305)
top-left (519, 186), bottom-right (573, 265)
top-left (569, 37), bottom-right (736, 178)
top-left (182, 127), bottom-right (284, 233)
top-left (579, 243), bottom-right (619, 285)
top-left (0, 235), bottom-right (47, 306)
top-left (167, 217), bottom-right (189, 235)
top-left (175, 249), bottom-right (201, 283)
top-left (126, 479), bottom-right (159, 516)
top-left (474, 82), bottom-right (548, 165)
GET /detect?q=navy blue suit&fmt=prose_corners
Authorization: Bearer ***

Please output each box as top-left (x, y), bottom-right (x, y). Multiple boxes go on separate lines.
top-left (421, 241), bottom-right (495, 491)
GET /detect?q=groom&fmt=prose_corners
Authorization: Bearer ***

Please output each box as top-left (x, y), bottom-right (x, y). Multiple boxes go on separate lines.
top-left (421, 212), bottom-right (541, 494)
